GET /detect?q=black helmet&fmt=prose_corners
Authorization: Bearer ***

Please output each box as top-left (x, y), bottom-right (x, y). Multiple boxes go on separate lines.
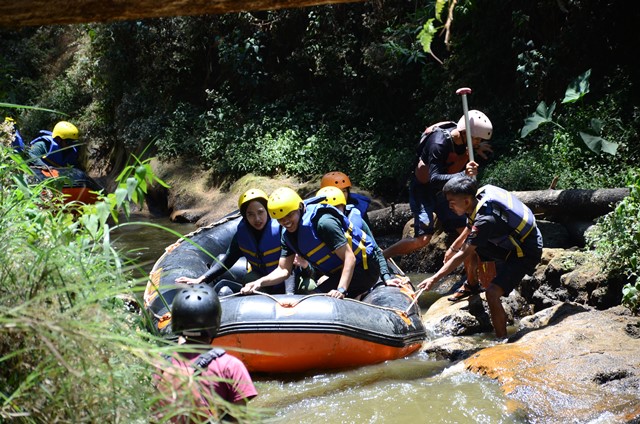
top-left (171, 284), bottom-right (222, 340)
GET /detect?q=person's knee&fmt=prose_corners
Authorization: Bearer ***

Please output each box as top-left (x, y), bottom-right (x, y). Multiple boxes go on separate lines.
top-left (485, 284), bottom-right (504, 302)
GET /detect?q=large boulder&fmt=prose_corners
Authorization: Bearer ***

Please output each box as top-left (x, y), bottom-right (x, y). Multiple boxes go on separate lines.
top-left (465, 304), bottom-right (640, 423)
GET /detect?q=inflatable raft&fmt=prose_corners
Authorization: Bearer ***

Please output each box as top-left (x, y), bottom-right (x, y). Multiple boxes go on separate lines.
top-left (30, 166), bottom-right (101, 204)
top-left (144, 214), bottom-right (426, 373)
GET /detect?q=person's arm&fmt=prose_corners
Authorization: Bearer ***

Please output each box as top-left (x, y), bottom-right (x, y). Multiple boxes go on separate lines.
top-left (326, 243), bottom-right (355, 298)
top-left (28, 141), bottom-right (49, 167)
top-left (224, 358), bottom-right (258, 405)
top-left (417, 242), bottom-right (477, 291)
top-left (315, 214), bottom-right (355, 298)
top-left (418, 214), bottom-right (494, 290)
top-left (240, 255), bottom-right (294, 294)
top-left (443, 226), bottom-right (471, 263)
top-left (175, 236), bottom-right (241, 285)
top-left (358, 220), bottom-right (401, 286)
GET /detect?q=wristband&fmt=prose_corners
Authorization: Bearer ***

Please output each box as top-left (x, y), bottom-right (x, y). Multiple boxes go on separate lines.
top-left (449, 247), bottom-right (462, 253)
top-left (337, 287), bottom-right (347, 295)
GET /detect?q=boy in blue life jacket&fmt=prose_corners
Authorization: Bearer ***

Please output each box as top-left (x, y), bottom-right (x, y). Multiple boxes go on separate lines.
top-left (417, 176), bottom-right (543, 339)
top-left (29, 121), bottom-right (82, 169)
top-left (320, 171), bottom-right (372, 226)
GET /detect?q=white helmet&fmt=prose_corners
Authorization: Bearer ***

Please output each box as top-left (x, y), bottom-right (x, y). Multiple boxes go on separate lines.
top-left (457, 110), bottom-right (492, 140)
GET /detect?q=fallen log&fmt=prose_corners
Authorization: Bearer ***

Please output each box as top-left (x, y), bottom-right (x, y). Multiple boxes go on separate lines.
top-left (0, 0), bottom-right (364, 28)
top-left (369, 188), bottom-right (630, 236)
top-left (511, 188), bottom-right (629, 221)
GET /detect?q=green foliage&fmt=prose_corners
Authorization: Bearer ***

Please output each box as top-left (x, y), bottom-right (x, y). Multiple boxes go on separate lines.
top-left (622, 282), bottom-right (640, 314)
top-left (0, 143), bottom-right (259, 422)
top-left (3, 1), bottom-right (640, 200)
top-left (586, 169), bottom-right (640, 313)
top-left (417, 0), bottom-right (449, 55)
top-left (520, 70), bottom-right (619, 155)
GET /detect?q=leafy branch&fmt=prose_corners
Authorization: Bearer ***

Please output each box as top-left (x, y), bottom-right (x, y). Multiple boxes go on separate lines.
top-left (520, 69), bottom-right (619, 155)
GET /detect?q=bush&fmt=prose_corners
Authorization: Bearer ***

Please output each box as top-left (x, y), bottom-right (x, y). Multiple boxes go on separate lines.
top-left (586, 169), bottom-right (640, 313)
top-left (0, 143), bottom-right (259, 422)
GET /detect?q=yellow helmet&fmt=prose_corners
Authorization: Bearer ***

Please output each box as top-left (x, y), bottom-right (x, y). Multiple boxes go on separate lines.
top-left (317, 186), bottom-right (346, 207)
top-left (320, 171), bottom-right (351, 189)
top-left (52, 121), bottom-right (79, 140)
top-left (238, 188), bottom-right (269, 210)
top-left (268, 187), bottom-right (303, 220)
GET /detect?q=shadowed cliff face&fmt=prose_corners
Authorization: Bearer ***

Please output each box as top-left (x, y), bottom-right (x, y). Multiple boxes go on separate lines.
top-left (464, 306), bottom-right (640, 423)
top-left (0, 0), bottom-right (363, 27)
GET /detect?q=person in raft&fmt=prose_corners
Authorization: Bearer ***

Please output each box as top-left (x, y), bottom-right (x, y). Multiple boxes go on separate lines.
top-left (240, 187), bottom-right (401, 299)
top-left (175, 188), bottom-right (293, 295)
top-left (417, 176), bottom-right (543, 339)
top-left (320, 171), bottom-right (372, 225)
top-left (314, 185), bottom-right (404, 288)
top-left (29, 121), bottom-right (83, 169)
top-left (154, 285), bottom-right (257, 422)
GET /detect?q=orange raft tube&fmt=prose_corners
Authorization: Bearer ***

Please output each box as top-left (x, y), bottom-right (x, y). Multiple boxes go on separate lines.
top-left (30, 166), bottom-right (101, 204)
top-left (144, 214), bottom-right (426, 373)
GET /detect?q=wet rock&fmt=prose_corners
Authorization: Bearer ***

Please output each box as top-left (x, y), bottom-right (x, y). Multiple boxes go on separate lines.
top-left (465, 306), bottom-right (640, 423)
top-left (536, 220), bottom-right (572, 248)
top-left (421, 335), bottom-right (491, 361)
top-left (517, 302), bottom-right (590, 330)
top-left (422, 294), bottom-right (493, 336)
top-left (170, 208), bottom-right (208, 223)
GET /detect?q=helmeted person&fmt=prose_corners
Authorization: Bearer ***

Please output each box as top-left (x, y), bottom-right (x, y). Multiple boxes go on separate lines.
top-left (176, 188), bottom-right (292, 295)
top-left (29, 121), bottom-right (82, 168)
top-left (320, 171), bottom-right (372, 225)
top-left (154, 285), bottom-right (257, 422)
top-left (316, 185), bottom-right (403, 288)
top-left (417, 176), bottom-right (543, 339)
top-left (241, 187), bottom-right (398, 299)
top-left (383, 111), bottom-right (493, 292)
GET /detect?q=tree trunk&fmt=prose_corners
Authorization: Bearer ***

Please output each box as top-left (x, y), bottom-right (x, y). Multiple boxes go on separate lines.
top-left (0, 0), bottom-right (364, 27)
top-left (511, 188), bottom-right (629, 221)
top-left (369, 188), bottom-right (629, 236)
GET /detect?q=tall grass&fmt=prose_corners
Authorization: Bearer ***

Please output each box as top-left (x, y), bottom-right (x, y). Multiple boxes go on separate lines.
top-left (0, 145), bottom-right (260, 422)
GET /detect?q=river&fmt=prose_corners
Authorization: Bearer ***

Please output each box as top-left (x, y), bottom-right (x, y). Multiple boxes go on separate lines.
top-left (112, 217), bottom-right (524, 424)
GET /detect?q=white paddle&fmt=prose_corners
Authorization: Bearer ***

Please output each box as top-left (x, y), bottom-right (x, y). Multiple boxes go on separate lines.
top-left (456, 87), bottom-right (475, 169)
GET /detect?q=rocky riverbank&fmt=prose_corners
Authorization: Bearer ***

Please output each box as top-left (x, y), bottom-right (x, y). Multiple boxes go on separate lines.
top-left (148, 163), bottom-right (640, 423)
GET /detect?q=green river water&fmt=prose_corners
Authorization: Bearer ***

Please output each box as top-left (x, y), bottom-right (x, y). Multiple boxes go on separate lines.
top-left (112, 217), bottom-right (526, 424)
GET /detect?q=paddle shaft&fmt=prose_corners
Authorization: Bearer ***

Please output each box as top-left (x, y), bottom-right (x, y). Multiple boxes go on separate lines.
top-left (456, 87), bottom-right (475, 170)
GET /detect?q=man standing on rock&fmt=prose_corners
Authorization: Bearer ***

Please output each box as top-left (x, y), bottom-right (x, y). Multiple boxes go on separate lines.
top-left (417, 176), bottom-right (543, 339)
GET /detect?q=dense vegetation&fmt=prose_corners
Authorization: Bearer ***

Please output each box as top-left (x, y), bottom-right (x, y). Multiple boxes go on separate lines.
top-left (1, 0), bottom-right (638, 197)
top-left (0, 142), bottom-right (261, 422)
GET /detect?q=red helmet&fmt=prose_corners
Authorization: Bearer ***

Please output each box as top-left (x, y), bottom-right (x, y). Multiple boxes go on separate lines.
top-left (320, 171), bottom-right (351, 189)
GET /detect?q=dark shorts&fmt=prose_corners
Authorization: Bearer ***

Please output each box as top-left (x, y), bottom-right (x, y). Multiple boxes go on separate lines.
top-left (409, 176), bottom-right (466, 237)
top-left (486, 252), bottom-right (541, 296)
top-left (409, 176), bottom-right (435, 237)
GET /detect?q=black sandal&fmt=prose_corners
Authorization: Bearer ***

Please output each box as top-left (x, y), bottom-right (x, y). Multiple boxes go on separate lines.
top-left (447, 282), bottom-right (481, 302)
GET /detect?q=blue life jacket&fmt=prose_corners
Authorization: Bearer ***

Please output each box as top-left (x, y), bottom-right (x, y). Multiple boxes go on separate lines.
top-left (345, 204), bottom-right (364, 233)
top-left (469, 185), bottom-right (537, 258)
top-left (11, 128), bottom-right (25, 152)
top-left (30, 130), bottom-right (79, 167)
top-left (348, 192), bottom-right (371, 217)
top-left (236, 218), bottom-right (282, 275)
top-left (286, 203), bottom-right (375, 275)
